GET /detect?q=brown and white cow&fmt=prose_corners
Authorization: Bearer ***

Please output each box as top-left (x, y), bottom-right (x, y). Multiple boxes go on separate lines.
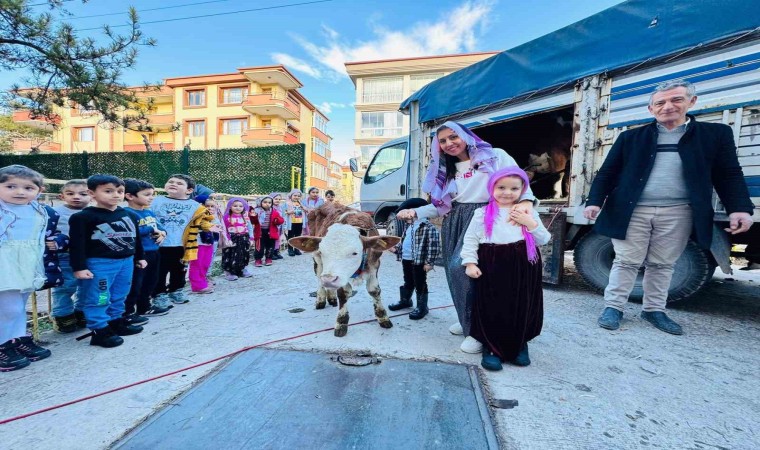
top-left (289, 203), bottom-right (400, 337)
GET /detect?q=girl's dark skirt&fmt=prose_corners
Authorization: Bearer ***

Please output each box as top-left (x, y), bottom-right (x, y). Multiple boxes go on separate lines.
top-left (441, 202), bottom-right (487, 336)
top-left (222, 233), bottom-right (251, 276)
top-left (469, 241), bottom-right (544, 361)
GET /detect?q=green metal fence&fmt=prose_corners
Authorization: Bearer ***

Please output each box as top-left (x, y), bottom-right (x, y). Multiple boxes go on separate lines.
top-left (0, 145), bottom-right (306, 195)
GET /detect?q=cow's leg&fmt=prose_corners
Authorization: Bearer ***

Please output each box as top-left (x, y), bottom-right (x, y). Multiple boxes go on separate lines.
top-left (366, 268), bottom-right (392, 329)
top-left (326, 287), bottom-right (338, 307)
top-left (313, 256), bottom-right (327, 309)
top-left (334, 287), bottom-right (350, 337)
top-left (553, 172), bottom-right (565, 199)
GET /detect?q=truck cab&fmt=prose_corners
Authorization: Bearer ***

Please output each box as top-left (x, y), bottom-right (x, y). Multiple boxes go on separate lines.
top-left (350, 136), bottom-right (409, 233)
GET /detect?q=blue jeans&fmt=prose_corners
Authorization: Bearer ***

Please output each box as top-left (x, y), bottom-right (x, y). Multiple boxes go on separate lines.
top-left (80, 257), bottom-right (134, 330)
top-left (51, 254), bottom-right (82, 317)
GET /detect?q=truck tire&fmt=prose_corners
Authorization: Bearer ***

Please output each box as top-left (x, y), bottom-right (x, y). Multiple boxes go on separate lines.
top-left (573, 231), bottom-right (714, 303)
top-left (385, 212), bottom-right (399, 237)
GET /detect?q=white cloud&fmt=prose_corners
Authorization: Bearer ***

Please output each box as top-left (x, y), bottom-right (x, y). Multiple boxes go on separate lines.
top-left (271, 52), bottom-right (323, 79)
top-left (317, 102), bottom-right (347, 114)
top-left (276, 0), bottom-right (494, 81)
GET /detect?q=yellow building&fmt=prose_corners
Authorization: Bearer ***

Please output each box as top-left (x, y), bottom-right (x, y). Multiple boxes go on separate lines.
top-left (344, 52), bottom-right (499, 167)
top-left (12, 65), bottom-right (331, 189)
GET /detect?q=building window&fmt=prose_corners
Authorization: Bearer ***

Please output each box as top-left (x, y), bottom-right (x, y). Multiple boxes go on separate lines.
top-left (75, 127), bottom-right (94, 142)
top-left (187, 120), bottom-right (205, 137)
top-left (360, 111), bottom-right (403, 138)
top-left (313, 114), bottom-right (328, 134)
top-left (187, 89), bottom-right (205, 107)
top-left (221, 118), bottom-right (247, 135)
top-left (311, 162), bottom-right (328, 181)
top-left (313, 138), bottom-right (329, 158)
top-left (222, 87), bottom-right (248, 104)
top-left (362, 76), bottom-right (403, 103)
top-left (261, 119), bottom-right (272, 128)
top-left (410, 73), bottom-right (444, 93)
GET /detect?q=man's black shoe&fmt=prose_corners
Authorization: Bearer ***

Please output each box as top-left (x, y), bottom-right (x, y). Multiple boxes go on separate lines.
top-left (108, 318), bottom-right (143, 336)
top-left (90, 326), bottom-right (124, 348)
top-left (13, 336), bottom-right (51, 362)
top-left (598, 307), bottom-right (623, 330)
top-left (123, 314), bottom-right (149, 326)
top-left (641, 311), bottom-right (683, 335)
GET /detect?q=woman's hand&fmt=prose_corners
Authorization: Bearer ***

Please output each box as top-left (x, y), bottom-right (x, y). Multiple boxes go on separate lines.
top-left (465, 263), bottom-right (481, 279)
top-left (509, 208), bottom-right (538, 230)
top-left (396, 209), bottom-right (417, 220)
top-left (509, 201), bottom-right (534, 226)
top-left (423, 264), bottom-right (433, 272)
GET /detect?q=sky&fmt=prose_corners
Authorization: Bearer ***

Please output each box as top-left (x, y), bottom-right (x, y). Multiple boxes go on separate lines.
top-left (2, 0), bottom-right (625, 163)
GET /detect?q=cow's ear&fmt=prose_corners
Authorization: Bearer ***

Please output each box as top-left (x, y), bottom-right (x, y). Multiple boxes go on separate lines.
top-left (362, 235), bottom-right (401, 252)
top-left (289, 236), bottom-right (322, 252)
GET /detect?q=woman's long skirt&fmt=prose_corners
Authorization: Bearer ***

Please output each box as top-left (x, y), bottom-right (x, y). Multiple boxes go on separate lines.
top-left (441, 201), bottom-right (487, 336)
top-left (469, 241), bottom-right (544, 361)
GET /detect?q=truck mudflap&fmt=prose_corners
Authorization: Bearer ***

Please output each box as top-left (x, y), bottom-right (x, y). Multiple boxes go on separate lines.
top-left (540, 210), bottom-right (567, 285)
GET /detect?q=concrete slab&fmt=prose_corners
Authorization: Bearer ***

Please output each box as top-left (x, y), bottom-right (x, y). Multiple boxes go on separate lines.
top-left (113, 349), bottom-right (498, 450)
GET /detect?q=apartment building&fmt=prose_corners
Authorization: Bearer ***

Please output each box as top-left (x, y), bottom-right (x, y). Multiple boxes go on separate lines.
top-left (11, 65), bottom-right (331, 189)
top-left (344, 52), bottom-right (499, 167)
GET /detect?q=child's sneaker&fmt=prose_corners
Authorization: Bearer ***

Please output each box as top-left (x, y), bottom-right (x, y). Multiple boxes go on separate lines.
top-left (74, 310), bottom-right (87, 329)
top-left (265, 258), bottom-right (273, 266)
top-left (52, 313), bottom-right (79, 333)
top-left (0, 339), bottom-right (31, 371)
top-left (142, 306), bottom-right (171, 317)
top-left (108, 318), bottom-right (143, 336)
top-left (90, 326), bottom-right (123, 348)
top-left (123, 314), bottom-right (149, 326)
top-left (224, 272), bottom-right (238, 281)
top-left (169, 290), bottom-right (189, 304)
top-left (152, 293), bottom-right (172, 309)
top-left (254, 259), bottom-right (263, 268)
top-left (241, 267), bottom-right (253, 278)
top-left (13, 336), bottom-right (52, 362)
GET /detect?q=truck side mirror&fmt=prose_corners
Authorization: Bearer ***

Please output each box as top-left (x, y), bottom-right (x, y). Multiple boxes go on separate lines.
top-left (349, 158), bottom-right (359, 173)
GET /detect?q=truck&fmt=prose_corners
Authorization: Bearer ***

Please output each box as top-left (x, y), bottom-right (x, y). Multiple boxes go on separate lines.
top-left (351, 0), bottom-right (760, 301)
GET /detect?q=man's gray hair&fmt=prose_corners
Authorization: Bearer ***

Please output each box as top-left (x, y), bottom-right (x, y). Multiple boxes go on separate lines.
top-left (649, 79), bottom-right (696, 105)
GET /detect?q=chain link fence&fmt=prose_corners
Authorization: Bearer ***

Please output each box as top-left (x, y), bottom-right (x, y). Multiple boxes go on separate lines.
top-left (0, 145), bottom-right (306, 195)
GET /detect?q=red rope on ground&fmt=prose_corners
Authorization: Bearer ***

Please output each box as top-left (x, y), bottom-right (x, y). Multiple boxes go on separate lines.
top-left (0, 304), bottom-right (454, 426)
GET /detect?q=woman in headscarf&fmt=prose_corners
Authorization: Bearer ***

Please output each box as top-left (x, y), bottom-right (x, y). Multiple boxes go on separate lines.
top-left (396, 121), bottom-right (536, 354)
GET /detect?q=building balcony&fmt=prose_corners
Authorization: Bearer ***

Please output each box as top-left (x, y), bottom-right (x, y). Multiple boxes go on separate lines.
top-left (240, 67), bottom-right (302, 90)
top-left (12, 110), bottom-right (58, 129)
top-left (123, 142), bottom-right (175, 152)
top-left (242, 127), bottom-right (299, 147)
top-left (243, 93), bottom-right (300, 120)
top-left (145, 113), bottom-right (176, 131)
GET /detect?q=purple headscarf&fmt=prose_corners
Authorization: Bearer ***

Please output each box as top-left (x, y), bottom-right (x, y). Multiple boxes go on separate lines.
top-left (484, 167), bottom-right (539, 264)
top-left (223, 197), bottom-right (250, 222)
top-left (422, 121), bottom-right (499, 216)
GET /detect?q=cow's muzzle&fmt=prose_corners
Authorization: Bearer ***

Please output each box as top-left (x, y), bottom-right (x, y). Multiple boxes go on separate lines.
top-left (320, 274), bottom-right (342, 289)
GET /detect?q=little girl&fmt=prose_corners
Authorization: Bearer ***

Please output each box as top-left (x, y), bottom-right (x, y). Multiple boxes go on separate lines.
top-left (0, 165), bottom-right (53, 372)
top-left (285, 189), bottom-right (305, 256)
top-left (222, 197), bottom-right (253, 281)
top-left (270, 193), bottom-right (286, 260)
top-left (189, 195), bottom-right (219, 293)
top-left (461, 167), bottom-right (551, 371)
top-left (251, 196), bottom-right (285, 267)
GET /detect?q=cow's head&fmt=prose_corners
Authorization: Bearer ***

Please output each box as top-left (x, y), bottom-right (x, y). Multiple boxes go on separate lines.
top-left (289, 223), bottom-right (400, 289)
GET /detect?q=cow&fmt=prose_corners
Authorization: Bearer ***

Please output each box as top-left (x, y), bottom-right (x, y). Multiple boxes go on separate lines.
top-left (289, 203), bottom-right (400, 337)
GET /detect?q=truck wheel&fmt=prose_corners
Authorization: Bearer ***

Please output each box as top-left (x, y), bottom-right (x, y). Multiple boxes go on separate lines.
top-left (573, 231), bottom-right (714, 303)
top-left (385, 212), bottom-right (399, 237)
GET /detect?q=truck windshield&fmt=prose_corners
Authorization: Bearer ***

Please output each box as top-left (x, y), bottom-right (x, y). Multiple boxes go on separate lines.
top-left (364, 142), bottom-right (406, 184)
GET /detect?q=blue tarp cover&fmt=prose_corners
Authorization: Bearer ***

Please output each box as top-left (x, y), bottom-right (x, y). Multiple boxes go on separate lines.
top-left (400, 0), bottom-right (760, 123)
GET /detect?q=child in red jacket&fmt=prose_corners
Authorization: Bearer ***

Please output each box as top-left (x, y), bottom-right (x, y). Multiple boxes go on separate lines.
top-left (251, 196), bottom-right (285, 267)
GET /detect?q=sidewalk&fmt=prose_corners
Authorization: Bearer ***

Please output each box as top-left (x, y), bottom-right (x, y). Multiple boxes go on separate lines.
top-left (2, 252), bottom-right (759, 450)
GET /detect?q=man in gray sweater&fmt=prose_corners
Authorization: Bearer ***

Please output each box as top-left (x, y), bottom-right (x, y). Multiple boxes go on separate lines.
top-left (584, 80), bottom-right (754, 335)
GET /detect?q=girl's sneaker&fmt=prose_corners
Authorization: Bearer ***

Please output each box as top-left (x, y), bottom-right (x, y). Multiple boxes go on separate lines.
top-left (169, 291), bottom-right (189, 304)
top-left (254, 259), bottom-right (263, 268)
top-left (152, 293), bottom-right (172, 309)
top-left (13, 336), bottom-right (52, 362)
top-left (265, 258), bottom-right (273, 266)
top-left (224, 272), bottom-right (239, 281)
top-left (0, 340), bottom-right (31, 371)
top-left (192, 287), bottom-right (215, 294)
top-left (142, 306), bottom-right (171, 317)
top-left (241, 267), bottom-right (253, 278)
top-left (124, 314), bottom-right (149, 326)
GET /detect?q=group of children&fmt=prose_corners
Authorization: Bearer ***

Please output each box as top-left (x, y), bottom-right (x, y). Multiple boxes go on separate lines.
top-left (0, 164), bottom-right (322, 372)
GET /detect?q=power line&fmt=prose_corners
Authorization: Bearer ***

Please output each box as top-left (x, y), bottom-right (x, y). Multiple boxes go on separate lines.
top-left (75, 0), bottom-right (334, 31)
top-left (28, 0), bottom-right (75, 7)
top-left (68, 0), bottom-right (238, 20)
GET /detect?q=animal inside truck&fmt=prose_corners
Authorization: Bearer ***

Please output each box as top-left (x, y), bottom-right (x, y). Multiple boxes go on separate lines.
top-left (351, 0), bottom-right (760, 302)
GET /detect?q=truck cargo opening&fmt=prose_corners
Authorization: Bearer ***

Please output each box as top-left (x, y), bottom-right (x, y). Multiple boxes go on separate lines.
top-left (471, 106), bottom-right (574, 202)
